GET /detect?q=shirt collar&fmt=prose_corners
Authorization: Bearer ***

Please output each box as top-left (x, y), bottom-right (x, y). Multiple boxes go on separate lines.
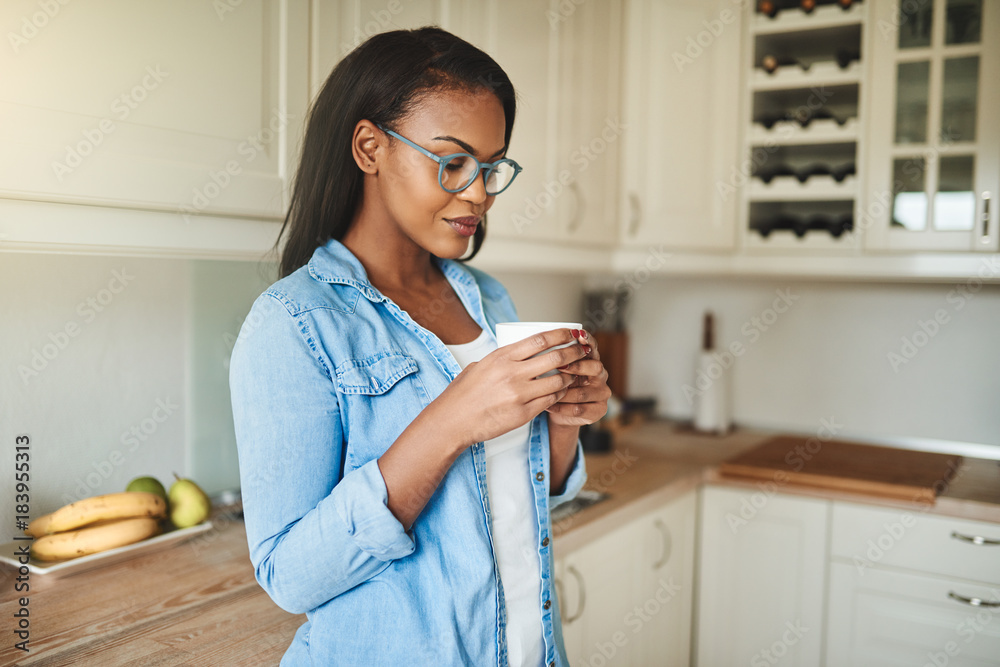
top-left (306, 238), bottom-right (480, 307)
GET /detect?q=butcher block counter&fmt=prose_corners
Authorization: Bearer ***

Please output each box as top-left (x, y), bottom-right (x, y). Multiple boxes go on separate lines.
top-left (3, 421), bottom-right (998, 665)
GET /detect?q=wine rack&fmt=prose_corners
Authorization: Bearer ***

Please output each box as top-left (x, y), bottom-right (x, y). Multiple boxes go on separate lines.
top-left (740, 0), bottom-right (866, 249)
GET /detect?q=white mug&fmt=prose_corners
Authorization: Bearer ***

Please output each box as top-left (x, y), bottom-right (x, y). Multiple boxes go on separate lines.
top-left (495, 321), bottom-right (582, 377)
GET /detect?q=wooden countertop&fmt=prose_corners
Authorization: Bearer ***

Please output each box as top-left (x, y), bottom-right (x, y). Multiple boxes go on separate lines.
top-left (555, 420), bottom-right (1000, 555)
top-left (0, 517), bottom-right (301, 666)
top-left (3, 420), bottom-right (997, 664)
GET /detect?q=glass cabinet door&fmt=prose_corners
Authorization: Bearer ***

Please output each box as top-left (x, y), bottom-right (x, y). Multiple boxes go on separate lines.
top-left (866, 0), bottom-right (999, 251)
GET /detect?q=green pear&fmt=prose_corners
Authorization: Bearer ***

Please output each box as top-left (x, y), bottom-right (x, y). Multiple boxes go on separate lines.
top-left (126, 476), bottom-right (169, 507)
top-left (168, 474), bottom-right (211, 529)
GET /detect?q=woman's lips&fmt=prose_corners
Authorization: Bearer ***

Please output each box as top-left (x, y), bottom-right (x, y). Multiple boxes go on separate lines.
top-left (446, 217), bottom-right (480, 237)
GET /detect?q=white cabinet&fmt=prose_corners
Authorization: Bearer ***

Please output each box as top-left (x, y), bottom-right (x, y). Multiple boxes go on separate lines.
top-left (558, 519), bottom-right (643, 666)
top-left (864, 0), bottom-right (1000, 252)
top-left (826, 500), bottom-right (1000, 665)
top-left (555, 490), bottom-right (696, 666)
top-left (827, 563), bottom-right (1000, 666)
top-left (0, 0), bottom-right (309, 257)
top-left (694, 485), bottom-right (828, 667)
top-left (466, 0), bottom-right (623, 247)
top-left (618, 0), bottom-right (742, 250)
top-left (309, 0), bottom-right (445, 101)
top-left (553, 0), bottom-right (624, 247)
top-left (634, 491), bottom-right (696, 667)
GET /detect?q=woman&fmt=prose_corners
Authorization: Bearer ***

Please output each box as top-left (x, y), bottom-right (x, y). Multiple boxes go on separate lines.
top-left (230, 27), bottom-right (610, 666)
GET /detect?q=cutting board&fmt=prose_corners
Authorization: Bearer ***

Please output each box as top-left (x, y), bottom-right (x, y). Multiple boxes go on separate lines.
top-left (719, 436), bottom-right (963, 503)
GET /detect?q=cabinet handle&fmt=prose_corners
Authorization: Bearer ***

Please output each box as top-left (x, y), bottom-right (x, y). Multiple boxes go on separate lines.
top-left (564, 565), bottom-right (587, 623)
top-left (948, 591), bottom-right (1000, 608)
top-left (627, 193), bottom-right (642, 236)
top-left (951, 530), bottom-right (1000, 546)
top-left (567, 182), bottom-right (583, 233)
top-left (652, 518), bottom-right (672, 570)
top-left (981, 191), bottom-right (992, 243)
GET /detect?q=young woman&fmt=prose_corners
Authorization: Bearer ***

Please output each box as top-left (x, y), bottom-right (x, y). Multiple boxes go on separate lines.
top-left (229, 27), bottom-right (610, 666)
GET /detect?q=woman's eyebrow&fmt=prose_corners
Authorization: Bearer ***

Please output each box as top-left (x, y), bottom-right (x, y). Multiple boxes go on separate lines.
top-left (433, 135), bottom-right (505, 159)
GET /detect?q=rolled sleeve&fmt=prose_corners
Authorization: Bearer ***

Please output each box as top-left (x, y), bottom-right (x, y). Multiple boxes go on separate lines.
top-left (549, 440), bottom-right (587, 510)
top-left (333, 459), bottom-right (415, 561)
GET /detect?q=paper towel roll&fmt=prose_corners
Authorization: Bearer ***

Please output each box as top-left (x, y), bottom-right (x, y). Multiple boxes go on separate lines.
top-left (693, 351), bottom-right (731, 434)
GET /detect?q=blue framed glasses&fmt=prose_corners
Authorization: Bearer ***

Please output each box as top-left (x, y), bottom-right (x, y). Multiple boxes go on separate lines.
top-left (377, 124), bottom-right (522, 196)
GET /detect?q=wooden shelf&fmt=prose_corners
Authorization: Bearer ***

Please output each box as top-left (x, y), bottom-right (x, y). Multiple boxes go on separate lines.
top-left (749, 174), bottom-right (858, 200)
top-left (750, 60), bottom-right (861, 90)
top-left (750, 2), bottom-right (865, 34)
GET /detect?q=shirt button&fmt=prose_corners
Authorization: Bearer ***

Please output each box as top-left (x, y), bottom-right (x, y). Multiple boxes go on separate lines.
top-left (536, 472), bottom-right (545, 482)
top-left (541, 537), bottom-right (549, 547)
top-left (543, 599), bottom-right (551, 610)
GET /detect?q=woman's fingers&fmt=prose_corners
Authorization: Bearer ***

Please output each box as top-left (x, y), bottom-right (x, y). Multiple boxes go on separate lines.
top-left (503, 328), bottom-right (577, 362)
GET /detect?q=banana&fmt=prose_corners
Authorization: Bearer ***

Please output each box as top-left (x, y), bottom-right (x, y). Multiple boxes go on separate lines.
top-left (31, 517), bottom-right (161, 562)
top-left (24, 512), bottom-right (55, 538)
top-left (44, 492), bottom-right (167, 533)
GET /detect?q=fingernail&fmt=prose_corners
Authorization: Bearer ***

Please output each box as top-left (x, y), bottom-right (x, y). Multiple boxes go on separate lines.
top-left (570, 329), bottom-right (581, 338)
top-left (558, 365), bottom-right (570, 370)
top-left (582, 344), bottom-right (592, 355)
top-left (580, 329), bottom-right (589, 341)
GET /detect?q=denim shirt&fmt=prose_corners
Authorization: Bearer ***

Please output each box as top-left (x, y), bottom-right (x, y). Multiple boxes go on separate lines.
top-left (229, 238), bottom-right (587, 666)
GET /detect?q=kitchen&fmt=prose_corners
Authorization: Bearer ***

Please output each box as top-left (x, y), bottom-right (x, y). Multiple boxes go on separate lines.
top-left (2, 0), bottom-right (999, 665)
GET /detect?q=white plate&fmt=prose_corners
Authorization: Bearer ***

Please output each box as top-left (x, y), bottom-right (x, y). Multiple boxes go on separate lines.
top-left (0, 521), bottom-right (213, 577)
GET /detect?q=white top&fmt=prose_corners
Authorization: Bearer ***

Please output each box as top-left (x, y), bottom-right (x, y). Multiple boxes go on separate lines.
top-left (445, 328), bottom-right (544, 667)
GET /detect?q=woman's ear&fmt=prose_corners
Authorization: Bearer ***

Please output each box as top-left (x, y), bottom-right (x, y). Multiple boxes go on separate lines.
top-left (352, 120), bottom-right (381, 174)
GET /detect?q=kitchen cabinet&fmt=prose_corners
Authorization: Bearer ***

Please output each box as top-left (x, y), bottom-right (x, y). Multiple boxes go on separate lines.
top-left (465, 0), bottom-right (623, 247)
top-left (694, 485), bottom-right (828, 667)
top-left (634, 490), bottom-right (696, 667)
top-left (555, 490), bottom-right (696, 666)
top-left (309, 0), bottom-right (445, 100)
top-left (826, 500), bottom-right (1000, 665)
top-left (0, 0), bottom-right (309, 258)
top-left (864, 0), bottom-right (1000, 252)
top-left (552, 0), bottom-right (624, 247)
top-left (618, 0), bottom-right (742, 251)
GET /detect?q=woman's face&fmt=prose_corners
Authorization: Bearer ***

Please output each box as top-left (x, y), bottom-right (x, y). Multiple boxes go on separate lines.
top-left (377, 88), bottom-right (507, 260)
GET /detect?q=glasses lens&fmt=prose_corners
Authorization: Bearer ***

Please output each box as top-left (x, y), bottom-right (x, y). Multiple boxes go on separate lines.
top-left (440, 155), bottom-right (479, 192)
top-left (485, 161), bottom-right (518, 195)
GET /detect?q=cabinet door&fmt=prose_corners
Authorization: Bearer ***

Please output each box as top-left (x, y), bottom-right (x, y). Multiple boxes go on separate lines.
top-left (695, 485), bottom-right (828, 667)
top-left (865, 0), bottom-right (1000, 252)
top-left (464, 0), bottom-right (564, 243)
top-left (558, 523), bottom-right (643, 667)
top-left (0, 0), bottom-right (308, 221)
top-left (554, 0), bottom-right (623, 247)
top-left (635, 491), bottom-right (697, 667)
top-left (619, 0), bottom-right (741, 250)
top-left (309, 0), bottom-right (445, 100)
top-left (827, 561), bottom-right (1000, 666)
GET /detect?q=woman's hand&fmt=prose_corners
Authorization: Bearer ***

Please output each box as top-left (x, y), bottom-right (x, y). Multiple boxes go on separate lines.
top-left (545, 329), bottom-right (611, 427)
top-left (433, 328), bottom-right (591, 448)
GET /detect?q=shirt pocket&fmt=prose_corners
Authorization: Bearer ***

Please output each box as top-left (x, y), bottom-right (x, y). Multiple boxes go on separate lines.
top-left (334, 352), bottom-right (429, 467)
top-left (335, 352), bottom-right (420, 396)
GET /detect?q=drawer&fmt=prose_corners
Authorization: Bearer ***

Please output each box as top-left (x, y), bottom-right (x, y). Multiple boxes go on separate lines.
top-left (830, 501), bottom-right (1000, 585)
top-left (827, 561), bottom-right (1000, 667)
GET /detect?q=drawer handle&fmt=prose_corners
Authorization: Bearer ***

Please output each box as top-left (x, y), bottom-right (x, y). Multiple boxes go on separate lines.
top-left (652, 518), bottom-right (672, 570)
top-left (948, 591), bottom-right (1000, 608)
top-left (565, 565), bottom-right (587, 623)
top-left (951, 531), bottom-right (1000, 546)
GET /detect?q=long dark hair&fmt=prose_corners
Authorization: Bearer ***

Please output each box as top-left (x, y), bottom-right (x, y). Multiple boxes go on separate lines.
top-left (273, 27), bottom-right (517, 279)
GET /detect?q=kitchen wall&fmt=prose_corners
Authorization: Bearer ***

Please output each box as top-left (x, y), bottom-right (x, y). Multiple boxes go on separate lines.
top-left (1, 252), bottom-right (274, 532)
top-left (623, 276), bottom-right (1000, 451)
top-left (4, 251), bottom-right (998, 533)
